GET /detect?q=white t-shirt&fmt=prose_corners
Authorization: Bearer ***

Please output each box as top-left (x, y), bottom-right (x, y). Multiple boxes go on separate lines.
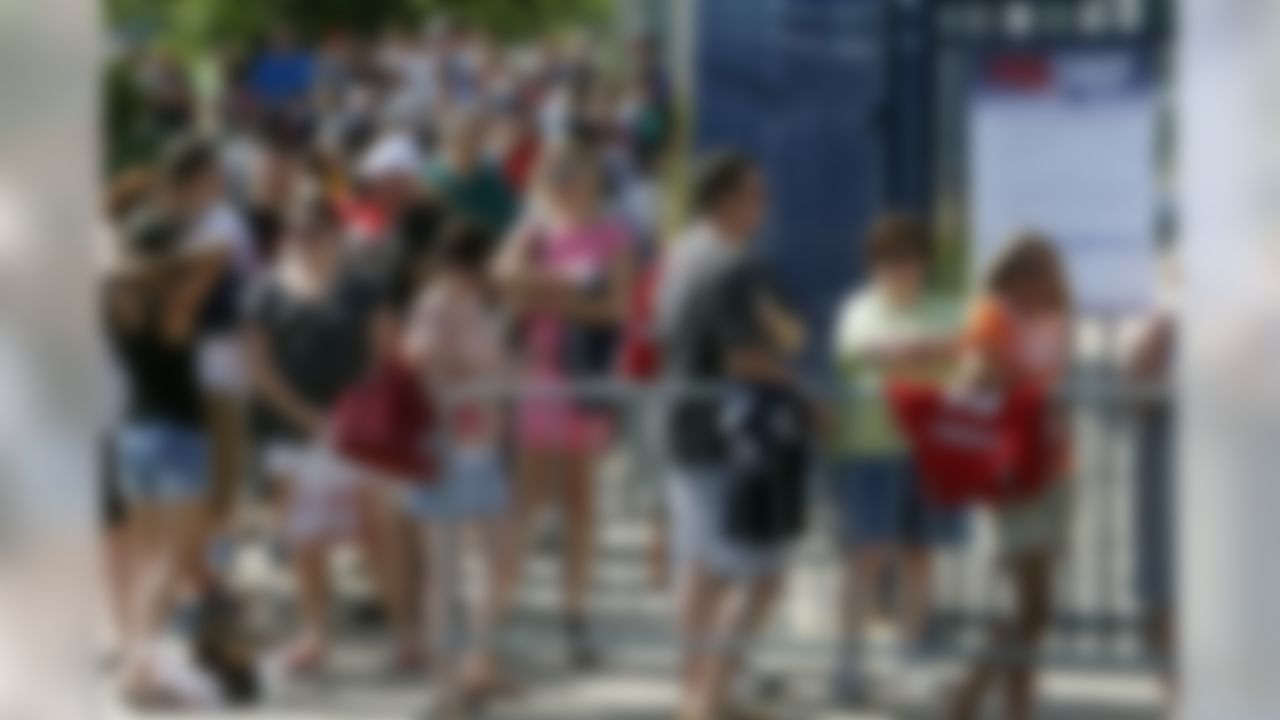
top-left (538, 87), bottom-right (572, 146)
top-left (616, 176), bottom-right (659, 246)
top-left (381, 47), bottom-right (438, 122)
top-left (185, 201), bottom-right (256, 273)
top-left (218, 133), bottom-right (263, 204)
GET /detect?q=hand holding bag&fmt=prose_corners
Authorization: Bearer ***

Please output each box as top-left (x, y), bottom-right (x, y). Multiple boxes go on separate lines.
top-left (887, 381), bottom-right (1054, 507)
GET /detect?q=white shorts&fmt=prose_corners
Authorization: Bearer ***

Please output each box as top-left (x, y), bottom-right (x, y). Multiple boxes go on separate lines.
top-left (667, 466), bottom-right (791, 583)
top-left (265, 442), bottom-right (361, 543)
top-left (198, 336), bottom-right (247, 396)
top-left (993, 480), bottom-right (1074, 559)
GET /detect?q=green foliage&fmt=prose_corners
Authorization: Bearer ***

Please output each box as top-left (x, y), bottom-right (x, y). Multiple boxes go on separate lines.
top-left (108, 0), bottom-right (614, 52)
top-left (411, 0), bottom-right (613, 38)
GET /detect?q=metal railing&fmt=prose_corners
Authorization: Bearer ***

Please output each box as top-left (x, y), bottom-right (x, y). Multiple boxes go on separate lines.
top-left (432, 376), bottom-right (1174, 672)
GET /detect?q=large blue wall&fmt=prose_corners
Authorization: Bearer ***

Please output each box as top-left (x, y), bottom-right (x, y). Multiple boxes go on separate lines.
top-left (695, 0), bottom-right (887, 374)
top-left (693, 0), bottom-right (1167, 372)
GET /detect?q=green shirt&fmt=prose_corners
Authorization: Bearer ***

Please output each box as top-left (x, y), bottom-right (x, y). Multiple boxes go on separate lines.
top-left (425, 161), bottom-right (518, 237)
top-left (832, 289), bottom-right (958, 457)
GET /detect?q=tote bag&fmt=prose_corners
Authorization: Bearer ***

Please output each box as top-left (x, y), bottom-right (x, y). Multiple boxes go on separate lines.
top-left (887, 381), bottom-right (1055, 507)
top-left (331, 357), bottom-right (437, 483)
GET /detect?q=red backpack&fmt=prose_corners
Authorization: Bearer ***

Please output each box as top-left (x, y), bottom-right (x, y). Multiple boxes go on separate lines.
top-left (886, 381), bottom-right (1057, 507)
top-left (619, 261), bottom-right (663, 382)
top-left (331, 356), bottom-right (437, 483)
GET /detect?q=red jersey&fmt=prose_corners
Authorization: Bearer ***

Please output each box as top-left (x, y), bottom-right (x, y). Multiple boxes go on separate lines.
top-left (887, 381), bottom-right (1056, 507)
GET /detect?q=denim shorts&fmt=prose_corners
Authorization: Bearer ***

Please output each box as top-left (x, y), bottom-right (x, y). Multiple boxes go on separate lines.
top-left (116, 422), bottom-right (210, 504)
top-left (403, 447), bottom-right (510, 520)
top-left (831, 455), bottom-right (966, 548)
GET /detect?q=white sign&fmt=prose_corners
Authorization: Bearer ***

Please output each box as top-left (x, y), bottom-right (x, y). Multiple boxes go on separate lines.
top-left (969, 50), bottom-right (1159, 315)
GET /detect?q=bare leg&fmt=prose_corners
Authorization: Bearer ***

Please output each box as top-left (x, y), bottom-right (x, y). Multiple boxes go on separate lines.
top-left (701, 573), bottom-right (784, 715)
top-left (292, 542), bottom-right (330, 650)
top-left (202, 393), bottom-right (243, 551)
top-left (425, 514), bottom-right (515, 709)
top-left (468, 517), bottom-right (518, 674)
top-left (1146, 606), bottom-right (1177, 705)
top-left (561, 449), bottom-right (597, 622)
top-left (1003, 551), bottom-right (1053, 720)
top-left (277, 472), bottom-right (330, 670)
top-left (150, 499), bottom-right (209, 627)
top-left (899, 546), bottom-right (933, 648)
top-left (948, 551), bottom-right (1052, 720)
top-left (509, 448), bottom-right (554, 599)
top-left (841, 547), bottom-right (889, 659)
top-left (122, 504), bottom-right (160, 660)
top-left (122, 499), bottom-right (206, 695)
top-left (424, 523), bottom-right (462, 708)
top-left (103, 523), bottom-right (135, 653)
top-left (356, 481), bottom-right (418, 661)
top-left (560, 449), bottom-right (600, 667)
top-left (678, 562), bottom-right (730, 716)
top-left (831, 546), bottom-right (887, 705)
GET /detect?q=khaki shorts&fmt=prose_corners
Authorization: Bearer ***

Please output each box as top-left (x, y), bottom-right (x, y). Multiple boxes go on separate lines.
top-left (994, 480), bottom-right (1073, 559)
top-left (265, 442), bottom-right (362, 542)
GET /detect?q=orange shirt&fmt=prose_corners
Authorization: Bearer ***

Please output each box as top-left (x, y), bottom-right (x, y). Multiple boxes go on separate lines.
top-left (965, 296), bottom-right (1072, 477)
top-left (965, 296), bottom-right (1070, 391)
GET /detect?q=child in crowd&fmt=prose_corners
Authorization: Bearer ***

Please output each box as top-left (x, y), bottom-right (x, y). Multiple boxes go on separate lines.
top-left (402, 219), bottom-right (519, 713)
top-left (829, 214), bottom-right (963, 705)
top-left (948, 234), bottom-right (1074, 720)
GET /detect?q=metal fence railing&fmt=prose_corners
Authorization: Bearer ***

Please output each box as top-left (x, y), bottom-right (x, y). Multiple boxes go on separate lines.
top-left (432, 378), bottom-right (1173, 673)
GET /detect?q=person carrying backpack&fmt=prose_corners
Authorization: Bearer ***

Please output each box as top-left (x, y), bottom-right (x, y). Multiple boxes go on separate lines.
top-left (659, 151), bottom-right (810, 720)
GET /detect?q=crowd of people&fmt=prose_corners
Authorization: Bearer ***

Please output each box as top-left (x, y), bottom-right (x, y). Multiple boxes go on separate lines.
top-left (97, 19), bottom-right (1176, 720)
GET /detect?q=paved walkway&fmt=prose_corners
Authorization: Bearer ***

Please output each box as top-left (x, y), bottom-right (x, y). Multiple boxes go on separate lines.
top-left (105, 426), bottom-right (1165, 719)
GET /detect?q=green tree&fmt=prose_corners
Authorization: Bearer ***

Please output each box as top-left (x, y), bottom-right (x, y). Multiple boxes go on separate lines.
top-left (411, 0), bottom-right (613, 38)
top-left (108, 0), bottom-right (614, 52)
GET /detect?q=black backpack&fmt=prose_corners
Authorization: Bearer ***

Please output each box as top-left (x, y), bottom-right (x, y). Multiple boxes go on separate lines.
top-left (721, 383), bottom-right (813, 548)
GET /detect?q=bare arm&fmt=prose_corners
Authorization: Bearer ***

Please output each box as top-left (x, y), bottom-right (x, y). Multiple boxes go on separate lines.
top-left (368, 305), bottom-right (402, 364)
top-left (102, 272), bottom-right (142, 337)
top-left (726, 346), bottom-right (792, 385)
top-left (558, 246), bottom-right (635, 324)
top-left (1127, 314), bottom-right (1174, 382)
top-left (841, 330), bottom-right (961, 370)
top-left (758, 294), bottom-right (806, 356)
top-left (161, 249), bottom-right (229, 343)
top-left (493, 221), bottom-right (562, 314)
top-left (720, 272), bottom-right (796, 385)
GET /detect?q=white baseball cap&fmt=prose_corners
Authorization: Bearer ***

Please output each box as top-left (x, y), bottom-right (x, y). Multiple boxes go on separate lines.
top-left (358, 132), bottom-right (425, 181)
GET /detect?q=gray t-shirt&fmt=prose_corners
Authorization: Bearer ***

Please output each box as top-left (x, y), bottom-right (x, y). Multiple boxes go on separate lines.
top-left (659, 225), bottom-right (776, 464)
top-left (656, 223), bottom-right (735, 345)
top-left (246, 268), bottom-right (381, 440)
